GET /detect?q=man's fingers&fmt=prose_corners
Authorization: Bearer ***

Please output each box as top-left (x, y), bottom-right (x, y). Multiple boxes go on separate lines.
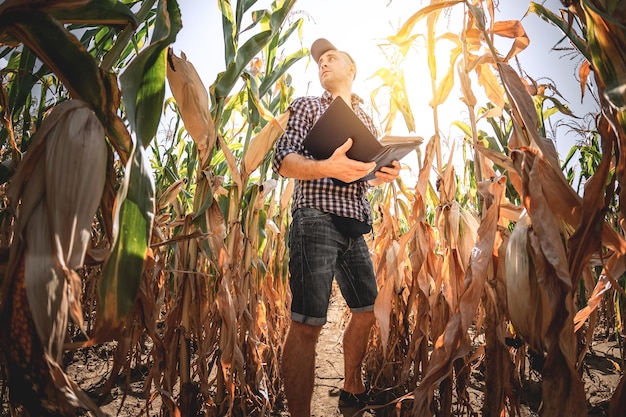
top-left (335, 138), bottom-right (353, 154)
top-left (379, 160), bottom-right (400, 174)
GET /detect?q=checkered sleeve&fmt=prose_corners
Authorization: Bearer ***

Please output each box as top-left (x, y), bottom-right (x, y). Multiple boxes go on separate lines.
top-left (272, 97), bottom-right (318, 176)
top-left (271, 93), bottom-right (376, 224)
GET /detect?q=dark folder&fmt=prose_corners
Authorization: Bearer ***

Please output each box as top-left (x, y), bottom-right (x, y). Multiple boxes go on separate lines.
top-left (302, 97), bottom-right (421, 182)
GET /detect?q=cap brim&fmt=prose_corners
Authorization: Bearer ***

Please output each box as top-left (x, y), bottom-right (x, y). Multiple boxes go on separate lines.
top-left (311, 38), bottom-right (337, 63)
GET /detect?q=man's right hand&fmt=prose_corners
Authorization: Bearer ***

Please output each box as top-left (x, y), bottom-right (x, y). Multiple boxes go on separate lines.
top-left (278, 138), bottom-right (376, 183)
top-left (325, 138), bottom-right (376, 183)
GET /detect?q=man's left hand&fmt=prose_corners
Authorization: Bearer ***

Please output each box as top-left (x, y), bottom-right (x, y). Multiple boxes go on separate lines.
top-left (368, 160), bottom-right (401, 186)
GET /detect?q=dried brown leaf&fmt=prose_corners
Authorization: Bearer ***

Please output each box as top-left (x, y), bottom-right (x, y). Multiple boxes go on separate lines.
top-left (413, 176), bottom-right (506, 415)
top-left (457, 206), bottom-right (480, 272)
top-left (373, 268), bottom-right (396, 357)
top-left (574, 274), bottom-right (611, 332)
top-left (476, 63), bottom-right (505, 112)
top-left (280, 178), bottom-right (294, 214)
top-left (416, 134), bottom-right (438, 200)
top-left (514, 148), bottom-right (587, 416)
top-left (157, 178), bottom-right (187, 211)
top-left (491, 20), bottom-right (530, 62)
top-left (12, 100), bottom-right (106, 362)
top-left (458, 64), bottom-right (477, 108)
top-left (474, 141), bottom-right (523, 193)
top-left (430, 42), bottom-right (462, 107)
top-left (579, 60), bottom-right (591, 99)
top-left (498, 63), bottom-right (561, 170)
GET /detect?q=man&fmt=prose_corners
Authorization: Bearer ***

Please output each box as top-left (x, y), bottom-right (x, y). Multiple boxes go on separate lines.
top-left (272, 38), bottom-right (401, 416)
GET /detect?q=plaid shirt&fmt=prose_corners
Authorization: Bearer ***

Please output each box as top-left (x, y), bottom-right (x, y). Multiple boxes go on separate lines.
top-left (273, 91), bottom-right (378, 224)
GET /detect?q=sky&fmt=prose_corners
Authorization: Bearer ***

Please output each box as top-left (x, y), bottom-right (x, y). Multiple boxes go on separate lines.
top-left (170, 0), bottom-right (598, 167)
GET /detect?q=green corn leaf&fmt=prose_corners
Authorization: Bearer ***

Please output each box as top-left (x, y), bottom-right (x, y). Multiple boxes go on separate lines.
top-left (0, 10), bottom-right (108, 113)
top-left (7, 48), bottom-right (37, 118)
top-left (98, 143), bottom-right (155, 332)
top-left (582, 0), bottom-right (626, 110)
top-left (237, 0), bottom-right (258, 26)
top-left (276, 14), bottom-right (301, 48)
top-left (0, 7), bottom-right (133, 160)
top-left (97, 0), bottom-right (181, 334)
top-left (240, 0), bottom-right (262, 33)
top-left (543, 95), bottom-right (576, 117)
top-left (219, 0), bottom-right (236, 65)
top-left (101, 0), bottom-right (156, 71)
top-left (120, 0), bottom-right (181, 147)
top-left (214, 0), bottom-right (296, 100)
top-left (268, 0), bottom-right (295, 32)
top-left (528, 2), bottom-right (590, 62)
top-left (246, 75), bottom-right (262, 126)
top-left (215, 30), bottom-right (273, 99)
top-left (50, 0), bottom-right (138, 27)
top-left (259, 47), bottom-right (307, 97)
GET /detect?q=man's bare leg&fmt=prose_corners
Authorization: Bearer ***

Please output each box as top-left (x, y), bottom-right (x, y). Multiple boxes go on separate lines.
top-left (342, 311), bottom-right (376, 394)
top-left (282, 321), bottom-right (323, 417)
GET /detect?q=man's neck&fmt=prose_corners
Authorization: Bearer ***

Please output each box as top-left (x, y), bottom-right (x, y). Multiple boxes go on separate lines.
top-left (329, 89), bottom-right (353, 109)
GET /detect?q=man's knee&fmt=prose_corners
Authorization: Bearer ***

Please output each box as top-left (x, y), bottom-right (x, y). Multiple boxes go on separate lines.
top-left (287, 320), bottom-right (323, 342)
top-left (351, 310), bottom-right (375, 326)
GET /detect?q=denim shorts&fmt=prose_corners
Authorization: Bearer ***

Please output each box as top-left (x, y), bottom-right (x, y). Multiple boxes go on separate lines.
top-left (287, 208), bottom-right (378, 326)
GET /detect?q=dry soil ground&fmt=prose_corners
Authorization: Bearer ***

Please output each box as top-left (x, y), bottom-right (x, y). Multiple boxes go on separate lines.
top-left (3, 285), bottom-right (622, 417)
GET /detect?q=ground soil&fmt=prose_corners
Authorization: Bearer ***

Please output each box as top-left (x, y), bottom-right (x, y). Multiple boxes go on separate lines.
top-left (298, 287), bottom-right (623, 417)
top-left (4, 286), bottom-right (622, 417)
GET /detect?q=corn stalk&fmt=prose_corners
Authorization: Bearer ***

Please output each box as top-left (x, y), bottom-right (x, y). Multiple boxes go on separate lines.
top-left (362, 0), bottom-right (626, 416)
top-left (155, 0), bottom-right (305, 414)
top-left (0, 0), bottom-right (181, 415)
top-left (2, 0), bottom-right (624, 416)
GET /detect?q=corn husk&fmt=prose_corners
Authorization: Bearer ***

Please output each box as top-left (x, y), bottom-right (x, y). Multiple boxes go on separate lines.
top-left (505, 210), bottom-right (551, 354)
top-left (242, 111), bottom-right (289, 177)
top-left (9, 99), bottom-right (107, 360)
top-left (166, 49), bottom-right (215, 166)
top-left (157, 177), bottom-right (187, 211)
top-left (4, 99), bottom-right (107, 416)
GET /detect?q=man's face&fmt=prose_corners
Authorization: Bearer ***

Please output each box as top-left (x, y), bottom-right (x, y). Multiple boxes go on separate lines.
top-left (317, 50), bottom-right (355, 89)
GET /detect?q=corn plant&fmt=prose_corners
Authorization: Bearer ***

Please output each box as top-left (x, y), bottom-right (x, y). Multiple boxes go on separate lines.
top-left (357, 1), bottom-right (626, 416)
top-left (155, 1), bottom-right (306, 414)
top-left (2, 0), bottom-right (625, 416)
top-left (0, 0), bottom-right (181, 415)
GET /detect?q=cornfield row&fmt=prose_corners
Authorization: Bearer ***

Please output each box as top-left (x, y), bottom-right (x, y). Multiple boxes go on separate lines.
top-left (0, 0), bottom-right (624, 416)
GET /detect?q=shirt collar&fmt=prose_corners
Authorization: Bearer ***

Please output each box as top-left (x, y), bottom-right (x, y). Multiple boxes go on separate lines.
top-left (321, 91), bottom-right (364, 108)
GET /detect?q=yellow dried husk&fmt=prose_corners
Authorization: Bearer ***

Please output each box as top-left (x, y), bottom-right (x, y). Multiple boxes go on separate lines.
top-left (242, 111), bottom-right (289, 177)
top-left (166, 49), bottom-right (215, 165)
top-left (505, 210), bottom-right (551, 354)
top-left (157, 177), bottom-right (186, 211)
